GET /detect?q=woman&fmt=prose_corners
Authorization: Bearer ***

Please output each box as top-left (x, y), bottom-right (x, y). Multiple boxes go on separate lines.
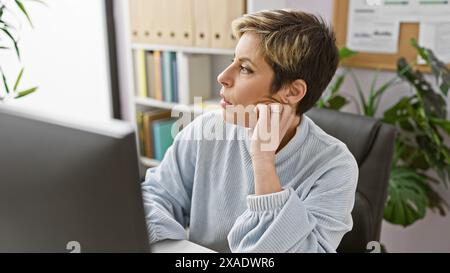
top-left (142, 9), bottom-right (358, 253)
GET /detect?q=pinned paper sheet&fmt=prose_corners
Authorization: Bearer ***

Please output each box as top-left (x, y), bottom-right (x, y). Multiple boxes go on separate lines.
top-left (378, 0), bottom-right (450, 21)
top-left (416, 0), bottom-right (450, 19)
top-left (418, 21), bottom-right (450, 64)
top-left (347, 0), bottom-right (400, 54)
top-left (380, 0), bottom-right (420, 22)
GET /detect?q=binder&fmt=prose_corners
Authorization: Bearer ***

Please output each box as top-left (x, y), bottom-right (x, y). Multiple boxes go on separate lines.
top-left (128, 0), bottom-right (145, 43)
top-left (151, 0), bottom-right (165, 44)
top-left (225, 0), bottom-right (246, 48)
top-left (193, 0), bottom-right (210, 47)
top-left (140, 0), bottom-right (157, 44)
top-left (207, 0), bottom-right (226, 48)
top-left (160, 0), bottom-right (175, 45)
top-left (173, 0), bottom-right (195, 46)
top-left (208, 0), bottom-right (246, 49)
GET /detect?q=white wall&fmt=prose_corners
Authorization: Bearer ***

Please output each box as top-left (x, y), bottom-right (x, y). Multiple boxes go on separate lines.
top-left (0, 0), bottom-right (112, 121)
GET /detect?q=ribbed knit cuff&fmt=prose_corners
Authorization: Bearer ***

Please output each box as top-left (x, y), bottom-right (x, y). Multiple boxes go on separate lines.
top-left (247, 188), bottom-right (292, 212)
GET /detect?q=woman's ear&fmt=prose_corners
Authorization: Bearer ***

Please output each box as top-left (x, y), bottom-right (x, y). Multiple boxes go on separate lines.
top-left (276, 79), bottom-right (307, 105)
top-left (288, 79), bottom-right (307, 104)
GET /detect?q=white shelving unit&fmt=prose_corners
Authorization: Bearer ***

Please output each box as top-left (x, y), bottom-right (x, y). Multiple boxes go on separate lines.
top-left (134, 97), bottom-right (222, 114)
top-left (132, 43), bottom-right (234, 55)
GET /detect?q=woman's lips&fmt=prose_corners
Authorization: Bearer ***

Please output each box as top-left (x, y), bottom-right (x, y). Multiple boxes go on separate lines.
top-left (220, 98), bottom-right (233, 109)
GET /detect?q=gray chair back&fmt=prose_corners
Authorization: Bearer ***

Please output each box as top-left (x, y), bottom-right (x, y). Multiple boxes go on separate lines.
top-left (306, 107), bottom-right (397, 252)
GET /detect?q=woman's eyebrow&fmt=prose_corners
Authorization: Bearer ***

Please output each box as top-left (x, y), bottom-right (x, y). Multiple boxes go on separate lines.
top-left (234, 54), bottom-right (257, 67)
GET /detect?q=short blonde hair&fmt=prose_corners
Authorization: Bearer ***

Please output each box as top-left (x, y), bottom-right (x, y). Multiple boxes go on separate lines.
top-left (232, 9), bottom-right (339, 115)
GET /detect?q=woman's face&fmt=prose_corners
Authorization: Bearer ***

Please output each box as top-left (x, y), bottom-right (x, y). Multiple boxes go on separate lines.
top-left (217, 32), bottom-right (281, 127)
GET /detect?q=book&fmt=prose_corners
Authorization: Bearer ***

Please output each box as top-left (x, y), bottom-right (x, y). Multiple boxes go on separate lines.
top-left (171, 52), bottom-right (179, 103)
top-left (133, 49), bottom-right (148, 98)
top-left (142, 110), bottom-right (172, 158)
top-left (152, 118), bottom-right (177, 161)
top-left (162, 51), bottom-right (173, 102)
top-left (186, 54), bottom-right (211, 104)
top-left (153, 51), bottom-right (163, 100)
top-left (136, 111), bottom-right (145, 155)
top-left (145, 51), bottom-right (156, 99)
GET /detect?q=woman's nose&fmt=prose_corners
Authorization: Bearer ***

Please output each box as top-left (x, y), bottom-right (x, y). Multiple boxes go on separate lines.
top-left (217, 66), bottom-right (233, 88)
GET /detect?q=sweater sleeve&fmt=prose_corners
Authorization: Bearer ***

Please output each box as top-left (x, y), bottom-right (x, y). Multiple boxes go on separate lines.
top-left (141, 120), bottom-right (198, 244)
top-left (227, 150), bottom-right (359, 253)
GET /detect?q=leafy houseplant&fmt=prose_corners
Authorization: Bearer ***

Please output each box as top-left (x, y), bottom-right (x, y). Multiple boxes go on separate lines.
top-left (0, 0), bottom-right (42, 102)
top-left (317, 39), bottom-right (450, 227)
top-left (383, 40), bottom-right (450, 226)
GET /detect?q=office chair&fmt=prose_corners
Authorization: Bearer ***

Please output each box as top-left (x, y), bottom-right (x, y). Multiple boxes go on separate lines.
top-left (306, 107), bottom-right (397, 253)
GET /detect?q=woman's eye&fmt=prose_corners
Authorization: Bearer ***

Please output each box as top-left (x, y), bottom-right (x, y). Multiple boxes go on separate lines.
top-left (230, 58), bottom-right (252, 74)
top-left (240, 65), bottom-right (252, 74)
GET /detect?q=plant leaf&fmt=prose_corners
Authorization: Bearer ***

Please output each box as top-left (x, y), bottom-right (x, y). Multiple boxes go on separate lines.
top-left (1, 68), bottom-right (10, 94)
top-left (327, 95), bottom-right (347, 110)
top-left (382, 97), bottom-right (411, 124)
top-left (13, 68), bottom-right (24, 91)
top-left (350, 70), bottom-right (368, 115)
top-left (14, 0), bottom-right (33, 28)
top-left (339, 47), bottom-right (357, 61)
top-left (411, 38), bottom-right (428, 63)
top-left (397, 58), bottom-right (446, 118)
top-left (0, 27), bottom-right (20, 60)
top-left (430, 117), bottom-right (450, 135)
top-left (411, 38), bottom-right (450, 96)
top-left (384, 166), bottom-right (429, 226)
top-left (329, 73), bottom-right (346, 96)
top-left (15, 86), bottom-right (37, 98)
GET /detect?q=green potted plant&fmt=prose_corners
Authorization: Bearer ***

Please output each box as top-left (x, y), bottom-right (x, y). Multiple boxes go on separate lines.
top-left (317, 39), bottom-right (450, 227)
top-left (0, 0), bottom-right (43, 102)
top-left (383, 40), bottom-right (450, 226)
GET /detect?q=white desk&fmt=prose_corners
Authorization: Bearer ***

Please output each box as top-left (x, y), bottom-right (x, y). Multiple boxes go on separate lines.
top-left (150, 240), bottom-right (217, 253)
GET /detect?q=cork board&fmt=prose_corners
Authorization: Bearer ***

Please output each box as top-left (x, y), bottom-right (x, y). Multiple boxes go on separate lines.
top-left (332, 0), bottom-right (449, 72)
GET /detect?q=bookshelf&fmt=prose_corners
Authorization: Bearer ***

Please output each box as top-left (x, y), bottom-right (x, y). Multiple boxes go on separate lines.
top-left (113, 0), bottom-right (240, 170)
top-left (114, 0), bottom-right (287, 171)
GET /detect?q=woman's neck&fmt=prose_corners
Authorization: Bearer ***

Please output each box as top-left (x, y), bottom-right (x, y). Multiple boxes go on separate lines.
top-left (276, 115), bottom-right (302, 154)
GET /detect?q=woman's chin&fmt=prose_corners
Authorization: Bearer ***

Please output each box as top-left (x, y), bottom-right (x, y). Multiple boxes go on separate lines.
top-left (221, 107), bottom-right (257, 128)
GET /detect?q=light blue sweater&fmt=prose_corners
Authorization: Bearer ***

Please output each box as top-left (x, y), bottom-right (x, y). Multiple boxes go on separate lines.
top-left (142, 111), bottom-right (359, 253)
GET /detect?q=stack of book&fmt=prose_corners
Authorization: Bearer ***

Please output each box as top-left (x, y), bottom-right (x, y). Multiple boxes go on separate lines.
top-left (133, 50), bottom-right (178, 102)
top-left (136, 109), bottom-right (179, 161)
top-left (133, 49), bottom-right (212, 105)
